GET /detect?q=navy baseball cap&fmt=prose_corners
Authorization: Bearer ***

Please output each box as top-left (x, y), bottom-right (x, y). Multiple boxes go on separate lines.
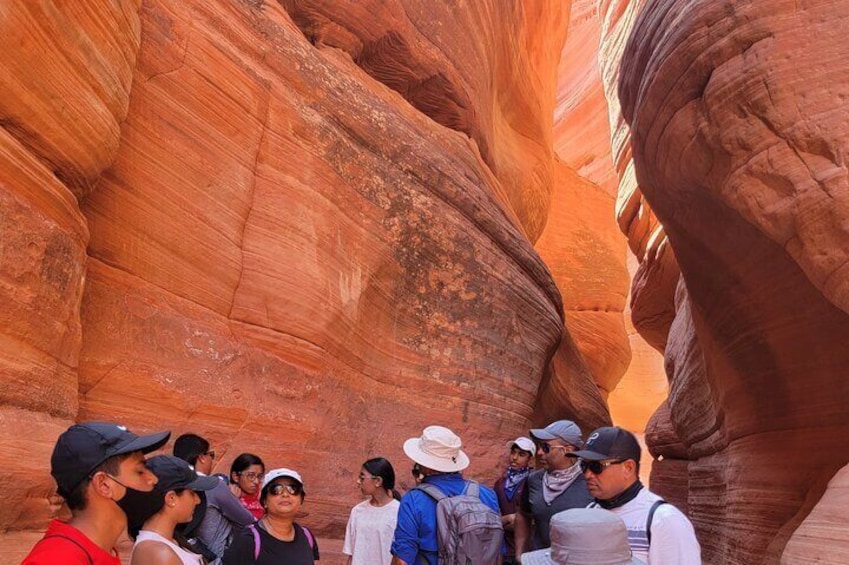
top-left (146, 455), bottom-right (219, 493)
top-left (51, 422), bottom-right (171, 497)
top-left (572, 426), bottom-right (641, 463)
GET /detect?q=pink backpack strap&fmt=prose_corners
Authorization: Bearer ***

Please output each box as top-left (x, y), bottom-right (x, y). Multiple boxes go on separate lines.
top-left (301, 525), bottom-right (315, 549)
top-left (248, 524), bottom-right (261, 561)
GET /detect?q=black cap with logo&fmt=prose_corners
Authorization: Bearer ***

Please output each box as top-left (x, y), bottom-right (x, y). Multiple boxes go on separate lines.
top-left (51, 422), bottom-right (171, 497)
top-left (572, 426), bottom-right (641, 463)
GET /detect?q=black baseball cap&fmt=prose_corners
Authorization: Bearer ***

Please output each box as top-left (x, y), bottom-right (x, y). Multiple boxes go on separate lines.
top-left (126, 455), bottom-right (219, 537)
top-left (572, 426), bottom-right (641, 463)
top-left (51, 422), bottom-right (171, 497)
top-left (146, 455), bottom-right (219, 492)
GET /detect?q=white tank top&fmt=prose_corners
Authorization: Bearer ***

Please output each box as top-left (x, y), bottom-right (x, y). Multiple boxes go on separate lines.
top-left (132, 530), bottom-right (204, 565)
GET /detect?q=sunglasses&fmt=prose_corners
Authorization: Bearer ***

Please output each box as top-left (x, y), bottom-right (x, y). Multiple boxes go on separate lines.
top-left (539, 442), bottom-right (575, 455)
top-left (411, 464), bottom-right (423, 478)
top-left (238, 471), bottom-right (264, 482)
top-left (267, 482), bottom-right (302, 496)
top-left (204, 450), bottom-right (216, 459)
top-left (580, 460), bottom-right (623, 474)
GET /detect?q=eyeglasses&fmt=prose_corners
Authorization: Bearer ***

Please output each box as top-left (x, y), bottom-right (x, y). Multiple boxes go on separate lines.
top-left (540, 442), bottom-right (575, 455)
top-left (204, 450), bottom-right (216, 459)
top-left (358, 473), bottom-right (378, 482)
top-left (267, 483), bottom-right (302, 496)
top-left (580, 460), bottom-right (624, 474)
top-left (238, 472), bottom-right (264, 483)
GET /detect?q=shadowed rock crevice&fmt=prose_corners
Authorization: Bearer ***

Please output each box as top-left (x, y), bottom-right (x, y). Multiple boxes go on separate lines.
top-left (279, 2), bottom-right (481, 161)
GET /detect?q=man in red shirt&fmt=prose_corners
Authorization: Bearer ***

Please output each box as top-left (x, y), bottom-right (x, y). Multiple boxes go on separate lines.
top-left (21, 422), bottom-right (170, 565)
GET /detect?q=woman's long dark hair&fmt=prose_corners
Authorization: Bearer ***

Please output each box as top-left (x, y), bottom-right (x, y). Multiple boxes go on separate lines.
top-left (363, 457), bottom-right (401, 500)
top-left (229, 453), bottom-right (265, 479)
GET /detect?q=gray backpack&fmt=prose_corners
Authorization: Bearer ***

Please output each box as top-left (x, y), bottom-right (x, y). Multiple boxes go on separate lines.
top-left (416, 481), bottom-right (504, 565)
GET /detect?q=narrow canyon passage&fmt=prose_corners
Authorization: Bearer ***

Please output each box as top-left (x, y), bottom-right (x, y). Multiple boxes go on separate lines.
top-left (1, 1), bottom-right (847, 564)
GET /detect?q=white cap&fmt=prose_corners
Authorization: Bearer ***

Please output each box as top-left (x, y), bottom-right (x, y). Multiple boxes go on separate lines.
top-left (506, 436), bottom-right (535, 454)
top-left (261, 467), bottom-right (304, 493)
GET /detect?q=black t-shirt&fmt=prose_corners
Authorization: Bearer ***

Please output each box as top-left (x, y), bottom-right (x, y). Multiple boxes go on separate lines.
top-left (222, 522), bottom-right (319, 565)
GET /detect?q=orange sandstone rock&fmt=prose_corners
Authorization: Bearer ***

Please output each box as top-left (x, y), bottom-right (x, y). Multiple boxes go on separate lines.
top-left (75, 0), bottom-right (570, 542)
top-left (620, 0), bottom-right (849, 562)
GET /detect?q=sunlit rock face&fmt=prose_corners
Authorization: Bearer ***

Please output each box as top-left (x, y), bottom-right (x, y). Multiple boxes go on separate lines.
top-left (781, 463), bottom-right (849, 565)
top-left (79, 0), bottom-right (570, 539)
top-left (620, 0), bottom-right (849, 563)
top-left (0, 0), bottom-right (630, 560)
top-left (549, 0), bottom-right (635, 433)
top-left (0, 2), bottom-right (139, 560)
top-left (533, 160), bottom-right (629, 431)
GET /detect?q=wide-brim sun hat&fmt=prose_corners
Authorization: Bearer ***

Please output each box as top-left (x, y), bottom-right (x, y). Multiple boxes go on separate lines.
top-left (520, 548), bottom-right (554, 565)
top-left (520, 548), bottom-right (644, 565)
top-left (403, 425), bottom-right (470, 473)
top-left (527, 508), bottom-right (645, 565)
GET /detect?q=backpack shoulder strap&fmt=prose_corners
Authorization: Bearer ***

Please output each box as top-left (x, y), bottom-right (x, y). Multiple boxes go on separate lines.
top-left (415, 482), bottom-right (448, 501)
top-left (248, 523), bottom-right (261, 561)
top-left (646, 499), bottom-right (668, 545)
top-left (464, 480), bottom-right (480, 498)
top-left (301, 525), bottom-right (315, 549)
top-left (41, 535), bottom-right (94, 565)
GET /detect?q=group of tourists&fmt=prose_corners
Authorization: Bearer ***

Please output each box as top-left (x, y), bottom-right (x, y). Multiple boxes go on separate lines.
top-left (20, 418), bottom-right (701, 565)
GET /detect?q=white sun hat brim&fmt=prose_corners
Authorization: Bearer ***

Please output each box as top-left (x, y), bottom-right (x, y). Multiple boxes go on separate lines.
top-left (520, 548), bottom-right (554, 565)
top-left (403, 436), bottom-right (470, 473)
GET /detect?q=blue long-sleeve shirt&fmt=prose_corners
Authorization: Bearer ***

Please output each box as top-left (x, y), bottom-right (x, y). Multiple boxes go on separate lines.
top-left (390, 472), bottom-right (500, 565)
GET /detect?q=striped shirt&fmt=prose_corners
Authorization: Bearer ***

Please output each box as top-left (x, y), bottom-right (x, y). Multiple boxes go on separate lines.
top-left (589, 487), bottom-right (701, 564)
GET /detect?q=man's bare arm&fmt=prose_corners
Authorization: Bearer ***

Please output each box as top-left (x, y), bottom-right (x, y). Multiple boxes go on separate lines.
top-left (513, 510), bottom-right (531, 561)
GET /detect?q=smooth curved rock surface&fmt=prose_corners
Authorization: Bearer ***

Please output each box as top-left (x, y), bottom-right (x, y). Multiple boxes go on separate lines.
top-left (781, 464), bottom-right (849, 564)
top-left (533, 160), bottom-right (629, 431)
top-left (554, 0), bottom-right (617, 196)
top-left (77, 0), bottom-right (568, 540)
top-left (0, 0), bottom-right (133, 556)
top-left (2, 0), bottom-right (646, 561)
top-left (620, 0), bottom-right (849, 562)
top-left (280, 0), bottom-right (569, 242)
top-left (0, 0), bottom-right (140, 196)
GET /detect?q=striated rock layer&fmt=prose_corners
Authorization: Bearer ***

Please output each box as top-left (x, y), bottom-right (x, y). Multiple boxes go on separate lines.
top-left (0, 0), bottom-right (631, 561)
top-left (619, 0), bottom-right (849, 563)
top-left (79, 0), bottom-right (569, 541)
top-left (0, 1), bottom-right (140, 560)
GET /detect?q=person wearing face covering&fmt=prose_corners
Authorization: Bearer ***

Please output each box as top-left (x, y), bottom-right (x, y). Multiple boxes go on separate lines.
top-left (513, 420), bottom-right (592, 563)
top-left (129, 455), bottom-right (220, 565)
top-left (20, 422), bottom-right (170, 565)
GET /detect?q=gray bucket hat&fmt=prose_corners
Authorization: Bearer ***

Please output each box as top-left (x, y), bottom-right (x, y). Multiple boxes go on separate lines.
top-left (520, 508), bottom-right (645, 565)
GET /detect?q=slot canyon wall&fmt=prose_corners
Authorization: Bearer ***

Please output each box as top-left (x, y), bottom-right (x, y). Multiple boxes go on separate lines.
top-left (612, 0), bottom-right (849, 563)
top-left (4, 1), bottom-right (847, 564)
top-left (0, 0), bottom-right (632, 561)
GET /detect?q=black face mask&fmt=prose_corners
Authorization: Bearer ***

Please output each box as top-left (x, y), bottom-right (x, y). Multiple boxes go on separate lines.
top-left (111, 477), bottom-right (164, 539)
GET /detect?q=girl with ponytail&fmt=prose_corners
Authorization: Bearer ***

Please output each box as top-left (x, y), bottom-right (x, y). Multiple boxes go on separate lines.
top-left (342, 457), bottom-right (401, 565)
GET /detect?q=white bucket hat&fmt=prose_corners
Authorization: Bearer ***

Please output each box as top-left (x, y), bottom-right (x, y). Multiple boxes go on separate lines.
top-left (403, 425), bottom-right (470, 473)
top-left (520, 508), bottom-right (645, 565)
